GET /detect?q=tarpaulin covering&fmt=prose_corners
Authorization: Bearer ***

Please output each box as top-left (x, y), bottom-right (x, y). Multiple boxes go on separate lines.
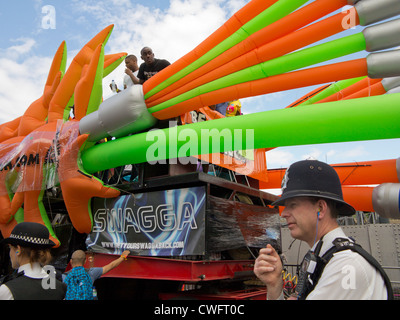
top-left (0, 120), bottom-right (81, 196)
top-left (206, 195), bottom-right (281, 253)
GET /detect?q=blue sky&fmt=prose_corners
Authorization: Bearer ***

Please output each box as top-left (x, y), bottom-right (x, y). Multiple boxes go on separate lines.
top-left (0, 0), bottom-right (399, 170)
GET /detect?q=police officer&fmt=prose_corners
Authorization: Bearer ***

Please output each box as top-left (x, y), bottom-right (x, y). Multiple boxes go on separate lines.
top-left (254, 160), bottom-right (392, 300)
top-left (0, 222), bottom-right (66, 300)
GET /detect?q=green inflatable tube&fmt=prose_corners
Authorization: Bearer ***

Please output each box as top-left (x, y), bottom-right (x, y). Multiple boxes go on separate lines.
top-left (298, 76), bottom-right (365, 106)
top-left (144, 0), bottom-right (309, 99)
top-left (82, 93), bottom-right (400, 173)
top-left (148, 33), bottom-right (366, 114)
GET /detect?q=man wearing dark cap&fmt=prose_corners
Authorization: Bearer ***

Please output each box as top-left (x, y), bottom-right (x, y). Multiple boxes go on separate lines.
top-left (254, 160), bottom-right (392, 300)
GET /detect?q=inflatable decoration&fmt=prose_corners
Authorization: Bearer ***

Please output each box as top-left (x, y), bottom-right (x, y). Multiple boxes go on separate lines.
top-left (2, 0), bottom-right (400, 244)
top-left (0, 25), bottom-right (125, 246)
top-left (260, 159), bottom-right (400, 212)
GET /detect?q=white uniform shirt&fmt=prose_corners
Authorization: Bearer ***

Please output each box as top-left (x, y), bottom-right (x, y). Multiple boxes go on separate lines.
top-left (123, 70), bottom-right (138, 89)
top-left (0, 262), bottom-right (49, 300)
top-left (305, 227), bottom-right (388, 300)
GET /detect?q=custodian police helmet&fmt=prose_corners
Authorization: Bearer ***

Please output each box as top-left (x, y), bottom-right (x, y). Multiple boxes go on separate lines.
top-left (271, 160), bottom-right (355, 216)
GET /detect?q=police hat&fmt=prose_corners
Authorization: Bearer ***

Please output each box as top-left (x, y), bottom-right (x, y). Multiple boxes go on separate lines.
top-left (271, 160), bottom-right (355, 216)
top-left (3, 222), bottom-right (56, 248)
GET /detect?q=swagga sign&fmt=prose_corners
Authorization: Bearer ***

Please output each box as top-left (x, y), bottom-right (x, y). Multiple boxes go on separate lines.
top-left (86, 186), bottom-right (206, 256)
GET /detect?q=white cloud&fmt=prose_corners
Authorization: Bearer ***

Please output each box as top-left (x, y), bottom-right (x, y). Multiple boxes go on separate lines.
top-left (265, 142), bottom-right (374, 169)
top-left (301, 147), bottom-right (323, 161)
top-left (241, 93), bottom-right (286, 114)
top-left (340, 145), bottom-right (368, 159)
top-left (71, 0), bottom-right (234, 61)
top-left (301, 145), bottom-right (369, 164)
top-left (0, 38), bottom-right (36, 61)
top-left (0, 39), bottom-right (51, 123)
top-left (265, 149), bottom-right (295, 168)
top-left (4, 38), bottom-right (36, 57)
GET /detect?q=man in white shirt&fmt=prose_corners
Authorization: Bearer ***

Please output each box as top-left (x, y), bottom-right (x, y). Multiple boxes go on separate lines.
top-left (110, 54), bottom-right (139, 92)
top-left (123, 55), bottom-right (139, 89)
top-left (254, 160), bottom-right (392, 300)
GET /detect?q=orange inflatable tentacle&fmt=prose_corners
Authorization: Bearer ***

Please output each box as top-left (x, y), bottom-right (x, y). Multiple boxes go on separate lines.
top-left (74, 44), bottom-right (103, 120)
top-left (0, 137), bottom-right (24, 224)
top-left (333, 159), bottom-right (399, 185)
top-left (58, 122), bottom-right (120, 234)
top-left (342, 186), bottom-right (374, 212)
top-left (0, 26), bottom-right (125, 243)
top-left (61, 175), bottom-right (120, 234)
top-left (48, 25), bottom-right (114, 123)
top-left (142, 0), bottom-right (279, 96)
top-left (44, 41), bottom-right (67, 87)
top-left (146, 0), bottom-right (350, 106)
top-left (317, 77), bottom-right (382, 103)
top-left (151, 59), bottom-right (368, 120)
top-left (264, 163), bottom-right (392, 213)
top-left (0, 117), bottom-right (21, 143)
top-left (8, 131), bottom-right (61, 247)
top-left (9, 191), bottom-right (24, 218)
top-left (104, 52), bottom-right (128, 77)
top-left (104, 53), bottom-right (126, 67)
top-left (21, 189), bottom-right (60, 247)
top-left (342, 81), bottom-right (387, 100)
top-left (6, 122), bottom-right (61, 245)
top-left (42, 71), bottom-right (63, 110)
top-left (285, 84), bottom-right (332, 108)
top-left (0, 195), bottom-right (13, 224)
top-left (260, 159), bottom-right (399, 189)
top-left (0, 220), bottom-right (17, 240)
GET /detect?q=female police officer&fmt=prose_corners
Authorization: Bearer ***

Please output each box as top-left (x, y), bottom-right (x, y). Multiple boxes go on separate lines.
top-left (0, 222), bottom-right (66, 300)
